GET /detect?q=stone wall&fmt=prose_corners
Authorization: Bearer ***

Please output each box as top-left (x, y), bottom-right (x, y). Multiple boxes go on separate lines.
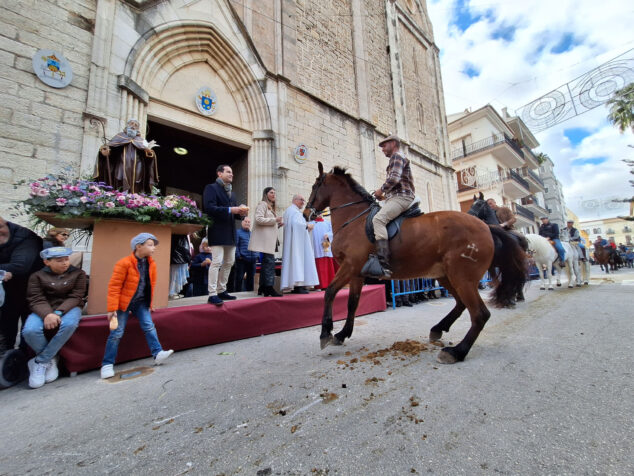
top-left (293, 0), bottom-right (357, 118)
top-left (0, 0), bottom-right (96, 219)
top-left (284, 87), bottom-right (361, 204)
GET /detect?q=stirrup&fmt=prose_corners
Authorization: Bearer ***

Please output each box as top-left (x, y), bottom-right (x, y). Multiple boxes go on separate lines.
top-left (361, 254), bottom-right (391, 279)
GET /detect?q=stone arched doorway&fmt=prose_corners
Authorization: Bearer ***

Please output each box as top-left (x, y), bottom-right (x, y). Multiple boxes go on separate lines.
top-left (121, 21), bottom-right (274, 208)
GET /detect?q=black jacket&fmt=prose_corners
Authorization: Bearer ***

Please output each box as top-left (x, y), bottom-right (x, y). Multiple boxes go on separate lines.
top-left (539, 222), bottom-right (560, 240)
top-left (203, 182), bottom-right (240, 246)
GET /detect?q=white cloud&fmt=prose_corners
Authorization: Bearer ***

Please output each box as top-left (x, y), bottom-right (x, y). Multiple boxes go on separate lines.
top-left (428, 0), bottom-right (634, 219)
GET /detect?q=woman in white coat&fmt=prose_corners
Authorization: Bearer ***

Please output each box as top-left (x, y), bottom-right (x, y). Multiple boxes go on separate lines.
top-left (248, 187), bottom-right (284, 297)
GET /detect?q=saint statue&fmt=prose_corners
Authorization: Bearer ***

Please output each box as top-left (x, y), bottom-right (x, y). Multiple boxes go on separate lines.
top-left (94, 118), bottom-right (159, 194)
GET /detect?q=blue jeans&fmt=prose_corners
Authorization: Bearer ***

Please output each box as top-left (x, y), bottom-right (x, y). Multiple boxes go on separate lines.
top-left (553, 238), bottom-right (566, 262)
top-left (102, 302), bottom-right (163, 366)
top-left (22, 307), bottom-right (82, 364)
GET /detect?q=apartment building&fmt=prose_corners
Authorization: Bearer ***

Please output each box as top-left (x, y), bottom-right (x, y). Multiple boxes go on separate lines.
top-left (447, 105), bottom-right (546, 234)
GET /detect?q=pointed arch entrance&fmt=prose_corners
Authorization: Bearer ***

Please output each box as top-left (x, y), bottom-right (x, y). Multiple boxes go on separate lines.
top-left (121, 21), bottom-right (274, 208)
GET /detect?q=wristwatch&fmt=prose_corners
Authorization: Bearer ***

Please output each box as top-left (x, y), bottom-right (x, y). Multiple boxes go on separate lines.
top-left (54, 310), bottom-right (63, 316)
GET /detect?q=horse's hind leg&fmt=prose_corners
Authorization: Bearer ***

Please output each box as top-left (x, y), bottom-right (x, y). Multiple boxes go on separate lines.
top-left (437, 282), bottom-right (490, 364)
top-left (320, 264), bottom-right (353, 349)
top-left (333, 277), bottom-right (363, 345)
top-left (429, 279), bottom-right (465, 341)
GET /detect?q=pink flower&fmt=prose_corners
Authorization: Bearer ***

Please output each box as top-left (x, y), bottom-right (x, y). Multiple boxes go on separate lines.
top-left (164, 200), bottom-right (175, 208)
top-left (56, 198), bottom-right (67, 206)
top-left (105, 202), bottom-right (115, 208)
top-left (80, 196), bottom-right (89, 203)
top-left (37, 188), bottom-right (49, 197)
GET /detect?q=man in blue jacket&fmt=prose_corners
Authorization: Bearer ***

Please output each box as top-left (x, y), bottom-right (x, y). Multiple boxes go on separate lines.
top-left (234, 217), bottom-right (258, 292)
top-left (203, 165), bottom-right (248, 306)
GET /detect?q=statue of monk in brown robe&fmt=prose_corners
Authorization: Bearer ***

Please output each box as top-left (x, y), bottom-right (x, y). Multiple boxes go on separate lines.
top-left (94, 118), bottom-right (159, 194)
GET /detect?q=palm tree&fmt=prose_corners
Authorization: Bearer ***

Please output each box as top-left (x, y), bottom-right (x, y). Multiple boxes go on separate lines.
top-left (606, 83), bottom-right (634, 133)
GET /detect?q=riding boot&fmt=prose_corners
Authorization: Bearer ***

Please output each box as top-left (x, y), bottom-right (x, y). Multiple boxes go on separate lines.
top-left (375, 239), bottom-right (393, 279)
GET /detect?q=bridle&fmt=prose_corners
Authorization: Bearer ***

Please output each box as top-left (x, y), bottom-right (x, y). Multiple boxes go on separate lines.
top-left (305, 172), bottom-right (375, 234)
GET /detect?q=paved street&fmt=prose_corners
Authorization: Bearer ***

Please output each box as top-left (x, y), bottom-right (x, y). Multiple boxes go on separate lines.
top-left (1, 268), bottom-right (633, 475)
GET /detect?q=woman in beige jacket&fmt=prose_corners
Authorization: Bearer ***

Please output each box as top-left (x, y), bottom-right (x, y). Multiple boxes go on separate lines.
top-left (248, 187), bottom-right (284, 297)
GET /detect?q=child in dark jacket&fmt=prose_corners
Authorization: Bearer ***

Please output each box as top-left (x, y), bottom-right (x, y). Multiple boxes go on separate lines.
top-left (190, 238), bottom-right (212, 296)
top-left (23, 247), bottom-right (87, 389)
top-left (235, 218), bottom-right (258, 291)
top-left (100, 233), bottom-right (173, 379)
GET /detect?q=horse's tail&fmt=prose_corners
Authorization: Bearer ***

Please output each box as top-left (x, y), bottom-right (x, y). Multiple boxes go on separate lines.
top-left (488, 226), bottom-right (528, 308)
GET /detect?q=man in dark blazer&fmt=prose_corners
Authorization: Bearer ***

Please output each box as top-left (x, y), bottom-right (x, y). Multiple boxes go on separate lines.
top-left (203, 165), bottom-right (248, 305)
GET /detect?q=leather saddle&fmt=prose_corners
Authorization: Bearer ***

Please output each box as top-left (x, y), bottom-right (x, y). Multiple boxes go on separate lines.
top-left (365, 199), bottom-right (423, 243)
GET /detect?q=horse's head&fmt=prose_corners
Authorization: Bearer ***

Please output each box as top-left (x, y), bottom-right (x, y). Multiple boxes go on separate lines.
top-left (467, 191), bottom-right (489, 220)
top-left (304, 161), bottom-right (330, 221)
top-left (304, 161), bottom-right (376, 221)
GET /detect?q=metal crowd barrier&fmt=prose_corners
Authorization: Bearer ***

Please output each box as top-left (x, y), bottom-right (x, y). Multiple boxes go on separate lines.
top-left (389, 272), bottom-right (493, 310)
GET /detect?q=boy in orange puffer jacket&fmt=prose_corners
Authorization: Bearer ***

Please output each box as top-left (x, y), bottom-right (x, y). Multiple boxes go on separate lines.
top-left (101, 233), bottom-right (174, 379)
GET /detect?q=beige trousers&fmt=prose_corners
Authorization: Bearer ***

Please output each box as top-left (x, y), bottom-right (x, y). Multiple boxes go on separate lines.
top-left (372, 195), bottom-right (414, 241)
top-left (208, 245), bottom-right (236, 295)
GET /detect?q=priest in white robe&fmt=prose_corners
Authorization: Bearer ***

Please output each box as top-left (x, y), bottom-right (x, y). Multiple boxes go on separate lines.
top-left (281, 194), bottom-right (319, 293)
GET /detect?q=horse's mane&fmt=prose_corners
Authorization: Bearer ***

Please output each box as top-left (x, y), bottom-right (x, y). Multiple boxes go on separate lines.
top-left (331, 166), bottom-right (376, 204)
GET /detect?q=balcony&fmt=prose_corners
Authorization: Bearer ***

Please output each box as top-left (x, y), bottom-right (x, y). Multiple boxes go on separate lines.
top-left (521, 195), bottom-right (549, 217)
top-left (452, 133), bottom-right (525, 169)
top-left (522, 147), bottom-right (540, 169)
top-left (518, 167), bottom-right (545, 193)
top-left (501, 169), bottom-right (531, 199)
top-left (513, 203), bottom-right (535, 221)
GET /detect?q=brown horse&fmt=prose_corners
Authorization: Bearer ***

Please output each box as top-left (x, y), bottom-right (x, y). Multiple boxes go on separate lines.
top-left (304, 163), bottom-right (527, 363)
top-left (593, 244), bottom-right (613, 273)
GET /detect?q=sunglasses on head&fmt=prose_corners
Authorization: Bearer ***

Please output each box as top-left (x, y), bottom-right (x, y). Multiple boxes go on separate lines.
top-left (59, 233), bottom-right (69, 237)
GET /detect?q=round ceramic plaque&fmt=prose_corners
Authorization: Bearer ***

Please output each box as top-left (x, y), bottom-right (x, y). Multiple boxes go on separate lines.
top-left (32, 49), bottom-right (72, 88)
top-left (294, 144), bottom-right (308, 164)
top-left (196, 86), bottom-right (218, 116)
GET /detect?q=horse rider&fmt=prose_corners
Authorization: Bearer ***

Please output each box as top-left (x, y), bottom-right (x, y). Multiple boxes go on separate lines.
top-left (538, 216), bottom-right (566, 267)
top-left (594, 235), bottom-right (608, 248)
top-left (486, 198), bottom-right (515, 230)
top-left (486, 198), bottom-right (528, 251)
top-left (565, 219), bottom-right (586, 261)
top-left (369, 134), bottom-right (415, 279)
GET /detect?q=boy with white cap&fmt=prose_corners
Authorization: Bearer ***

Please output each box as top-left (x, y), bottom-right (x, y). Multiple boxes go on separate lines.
top-left (100, 233), bottom-right (173, 379)
top-left (23, 246), bottom-right (87, 388)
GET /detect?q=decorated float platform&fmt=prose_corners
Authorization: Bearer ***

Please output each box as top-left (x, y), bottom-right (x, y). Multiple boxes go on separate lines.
top-left (59, 285), bottom-right (387, 374)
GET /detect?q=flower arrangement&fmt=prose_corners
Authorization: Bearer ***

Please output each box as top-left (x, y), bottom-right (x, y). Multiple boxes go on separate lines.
top-left (13, 174), bottom-right (210, 226)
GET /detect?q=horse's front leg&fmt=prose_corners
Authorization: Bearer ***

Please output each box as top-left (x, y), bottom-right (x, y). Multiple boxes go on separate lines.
top-left (320, 264), bottom-right (353, 349)
top-left (333, 277), bottom-right (363, 345)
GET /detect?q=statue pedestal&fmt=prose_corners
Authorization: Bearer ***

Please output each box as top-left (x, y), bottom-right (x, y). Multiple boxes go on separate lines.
top-left (34, 213), bottom-right (202, 314)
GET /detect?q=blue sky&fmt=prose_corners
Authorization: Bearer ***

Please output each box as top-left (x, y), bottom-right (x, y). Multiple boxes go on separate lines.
top-left (428, 0), bottom-right (634, 220)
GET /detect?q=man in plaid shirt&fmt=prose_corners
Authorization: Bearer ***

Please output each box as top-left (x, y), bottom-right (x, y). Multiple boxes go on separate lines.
top-left (368, 134), bottom-right (415, 278)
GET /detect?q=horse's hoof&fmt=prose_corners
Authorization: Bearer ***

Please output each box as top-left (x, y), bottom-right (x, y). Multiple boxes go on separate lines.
top-left (429, 330), bottom-right (443, 342)
top-left (584, 282), bottom-right (589, 285)
top-left (332, 334), bottom-right (345, 346)
top-left (568, 285), bottom-right (573, 288)
top-left (539, 287), bottom-right (545, 290)
top-left (556, 283), bottom-right (562, 287)
top-left (320, 334), bottom-right (334, 350)
top-left (437, 348), bottom-right (458, 364)
top-left (576, 284), bottom-right (582, 287)
top-left (548, 287), bottom-right (554, 290)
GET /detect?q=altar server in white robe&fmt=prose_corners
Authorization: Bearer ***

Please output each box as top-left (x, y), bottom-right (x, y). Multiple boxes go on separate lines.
top-left (281, 194), bottom-right (319, 293)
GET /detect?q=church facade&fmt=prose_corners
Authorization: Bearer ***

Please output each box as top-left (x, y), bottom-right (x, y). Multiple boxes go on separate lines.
top-left (0, 0), bottom-right (458, 217)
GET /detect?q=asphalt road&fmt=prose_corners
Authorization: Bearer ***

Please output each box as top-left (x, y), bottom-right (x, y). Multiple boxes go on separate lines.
top-left (1, 268), bottom-right (632, 475)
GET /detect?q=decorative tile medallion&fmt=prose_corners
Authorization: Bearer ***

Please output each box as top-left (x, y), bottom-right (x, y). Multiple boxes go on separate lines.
top-left (196, 86), bottom-right (218, 116)
top-left (294, 144), bottom-right (309, 164)
top-left (32, 49), bottom-right (73, 88)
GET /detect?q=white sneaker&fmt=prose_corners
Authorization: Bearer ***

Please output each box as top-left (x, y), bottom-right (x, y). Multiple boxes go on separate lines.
top-left (44, 357), bottom-right (59, 383)
top-left (28, 358), bottom-right (47, 389)
top-left (100, 364), bottom-right (115, 379)
top-left (154, 349), bottom-right (174, 365)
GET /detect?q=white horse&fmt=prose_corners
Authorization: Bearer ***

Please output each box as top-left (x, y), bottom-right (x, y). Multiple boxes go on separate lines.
top-left (525, 234), bottom-right (580, 290)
